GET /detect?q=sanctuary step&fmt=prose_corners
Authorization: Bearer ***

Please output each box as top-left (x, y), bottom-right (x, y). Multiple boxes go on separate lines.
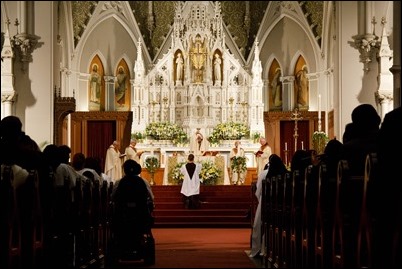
top-left (151, 185), bottom-right (256, 228)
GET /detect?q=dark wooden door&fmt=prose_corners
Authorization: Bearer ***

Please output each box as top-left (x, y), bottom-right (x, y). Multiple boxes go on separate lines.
top-left (87, 120), bottom-right (116, 171)
top-left (280, 120), bottom-right (310, 165)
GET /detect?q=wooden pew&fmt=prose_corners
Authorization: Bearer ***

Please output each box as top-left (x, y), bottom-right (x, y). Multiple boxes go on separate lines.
top-left (0, 165), bottom-right (22, 268)
top-left (332, 154), bottom-right (376, 268)
top-left (280, 172), bottom-right (292, 268)
top-left (289, 170), bottom-right (304, 268)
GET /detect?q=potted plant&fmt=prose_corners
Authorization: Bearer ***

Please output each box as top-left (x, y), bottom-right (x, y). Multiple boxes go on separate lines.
top-left (230, 156), bottom-right (248, 174)
top-left (144, 156), bottom-right (159, 185)
top-left (312, 131), bottom-right (329, 154)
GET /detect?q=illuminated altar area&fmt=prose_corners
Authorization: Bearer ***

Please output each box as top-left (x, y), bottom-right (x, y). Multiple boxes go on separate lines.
top-left (131, 4), bottom-right (263, 138)
top-left (128, 2), bottom-right (264, 185)
top-left (136, 139), bottom-right (260, 185)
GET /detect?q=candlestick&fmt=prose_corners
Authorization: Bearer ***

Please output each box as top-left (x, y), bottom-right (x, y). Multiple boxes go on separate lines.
top-left (285, 142), bottom-right (288, 151)
top-left (318, 94), bottom-right (321, 120)
top-left (301, 141), bottom-right (304, 150)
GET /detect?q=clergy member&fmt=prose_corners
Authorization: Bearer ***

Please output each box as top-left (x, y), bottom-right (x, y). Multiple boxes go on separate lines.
top-left (180, 154), bottom-right (203, 209)
top-left (125, 138), bottom-right (143, 166)
top-left (255, 137), bottom-right (272, 175)
top-left (105, 140), bottom-right (123, 183)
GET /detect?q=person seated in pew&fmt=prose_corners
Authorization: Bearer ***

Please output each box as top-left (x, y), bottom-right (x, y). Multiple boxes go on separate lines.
top-left (111, 160), bottom-right (154, 249)
top-left (249, 154), bottom-right (288, 258)
top-left (342, 104), bottom-right (380, 175)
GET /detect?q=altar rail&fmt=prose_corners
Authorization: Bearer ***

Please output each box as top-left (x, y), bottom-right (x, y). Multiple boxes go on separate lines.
top-left (136, 142), bottom-right (260, 169)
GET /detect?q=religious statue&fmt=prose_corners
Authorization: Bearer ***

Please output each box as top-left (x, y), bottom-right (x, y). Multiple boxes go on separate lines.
top-left (190, 35), bottom-right (206, 83)
top-left (176, 52), bottom-right (184, 84)
top-left (271, 68), bottom-right (282, 109)
top-left (89, 63), bottom-right (101, 104)
top-left (295, 65), bottom-right (309, 108)
top-left (190, 128), bottom-right (208, 156)
top-left (115, 66), bottom-right (127, 107)
top-left (213, 53), bottom-right (222, 86)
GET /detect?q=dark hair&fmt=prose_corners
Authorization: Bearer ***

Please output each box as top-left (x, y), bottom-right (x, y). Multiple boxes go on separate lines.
top-left (72, 152), bottom-right (86, 170)
top-left (0, 115), bottom-right (22, 139)
top-left (188, 154), bottom-right (195, 161)
top-left (351, 104), bottom-right (381, 130)
top-left (58, 145), bottom-right (72, 164)
top-left (291, 149), bottom-right (311, 173)
top-left (267, 154), bottom-right (288, 178)
top-left (123, 159), bottom-right (142, 177)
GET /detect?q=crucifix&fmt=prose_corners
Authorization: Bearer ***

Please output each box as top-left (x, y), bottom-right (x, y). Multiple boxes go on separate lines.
top-left (290, 107), bottom-right (303, 152)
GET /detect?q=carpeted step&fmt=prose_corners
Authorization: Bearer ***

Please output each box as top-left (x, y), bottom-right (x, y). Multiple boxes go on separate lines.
top-left (153, 222), bottom-right (251, 228)
top-left (151, 185), bottom-right (256, 228)
top-left (155, 201), bottom-right (251, 210)
top-left (154, 208), bottom-right (248, 217)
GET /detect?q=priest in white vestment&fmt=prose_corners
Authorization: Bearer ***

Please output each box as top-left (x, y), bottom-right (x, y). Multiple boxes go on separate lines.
top-left (180, 154), bottom-right (202, 209)
top-left (104, 140), bottom-right (123, 183)
top-left (255, 137), bottom-right (272, 175)
top-left (125, 139), bottom-right (143, 166)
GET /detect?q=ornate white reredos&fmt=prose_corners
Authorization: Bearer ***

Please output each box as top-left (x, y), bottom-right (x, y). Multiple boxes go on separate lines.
top-left (132, 1), bottom-right (265, 138)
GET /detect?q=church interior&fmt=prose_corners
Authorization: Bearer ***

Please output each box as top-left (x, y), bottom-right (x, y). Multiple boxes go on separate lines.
top-left (1, 1), bottom-right (399, 164)
top-left (1, 1), bottom-right (401, 268)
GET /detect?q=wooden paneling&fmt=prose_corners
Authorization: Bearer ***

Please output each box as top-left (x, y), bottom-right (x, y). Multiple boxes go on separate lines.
top-left (70, 111), bottom-right (133, 170)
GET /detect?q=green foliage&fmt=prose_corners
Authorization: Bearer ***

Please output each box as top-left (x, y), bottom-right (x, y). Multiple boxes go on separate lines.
top-left (169, 160), bottom-right (222, 185)
top-left (169, 161), bottom-right (186, 185)
top-left (207, 122), bottom-right (250, 144)
top-left (312, 131), bottom-right (329, 154)
top-left (131, 132), bottom-right (145, 140)
top-left (145, 122), bottom-right (187, 140)
top-left (230, 156), bottom-right (248, 173)
top-left (251, 132), bottom-right (261, 142)
top-left (199, 160), bottom-right (221, 185)
top-left (145, 156), bottom-right (159, 174)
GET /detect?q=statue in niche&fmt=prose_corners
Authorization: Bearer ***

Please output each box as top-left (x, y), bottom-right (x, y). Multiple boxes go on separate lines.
top-left (115, 66), bottom-right (127, 107)
top-left (190, 35), bottom-right (206, 83)
top-left (295, 65), bottom-right (309, 108)
top-left (176, 52), bottom-right (184, 85)
top-left (271, 68), bottom-right (282, 109)
top-left (89, 63), bottom-right (101, 104)
top-left (213, 53), bottom-right (222, 86)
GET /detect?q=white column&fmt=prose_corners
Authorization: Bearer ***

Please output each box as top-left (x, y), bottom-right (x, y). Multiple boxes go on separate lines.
top-left (18, 1), bottom-right (27, 33)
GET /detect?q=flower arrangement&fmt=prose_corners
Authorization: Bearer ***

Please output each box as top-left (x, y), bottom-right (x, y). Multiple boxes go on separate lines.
top-left (251, 132), bottom-right (261, 143)
top-left (145, 156), bottom-right (159, 174)
top-left (230, 156), bottom-right (248, 173)
top-left (131, 131), bottom-right (145, 141)
top-left (199, 160), bottom-right (221, 185)
top-left (312, 131), bottom-right (329, 154)
top-left (207, 122), bottom-right (250, 144)
top-left (145, 122), bottom-right (186, 141)
top-left (172, 129), bottom-right (189, 146)
top-left (169, 161), bottom-right (187, 185)
top-left (169, 160), bottom-right (222, 185)
top-left (145, 156), bottom-right (159, 185)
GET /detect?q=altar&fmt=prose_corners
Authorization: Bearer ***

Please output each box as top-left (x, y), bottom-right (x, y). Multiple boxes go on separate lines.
top-left (137, 142), bottom-right (260, 185)
top-left (163, 154), bottom-right (230, 185)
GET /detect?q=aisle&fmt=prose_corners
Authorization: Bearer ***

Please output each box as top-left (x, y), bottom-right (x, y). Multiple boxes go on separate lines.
top-left (148, 228), bottom-right (258, 268)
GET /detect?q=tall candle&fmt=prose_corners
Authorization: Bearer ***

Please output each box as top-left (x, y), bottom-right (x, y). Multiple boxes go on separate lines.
top-left (301, 141), bottom-right (304, 150)
top-left (318, 94), bottom-right (321, 120)
top-left (285, 142), bottom-right (288, 151)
